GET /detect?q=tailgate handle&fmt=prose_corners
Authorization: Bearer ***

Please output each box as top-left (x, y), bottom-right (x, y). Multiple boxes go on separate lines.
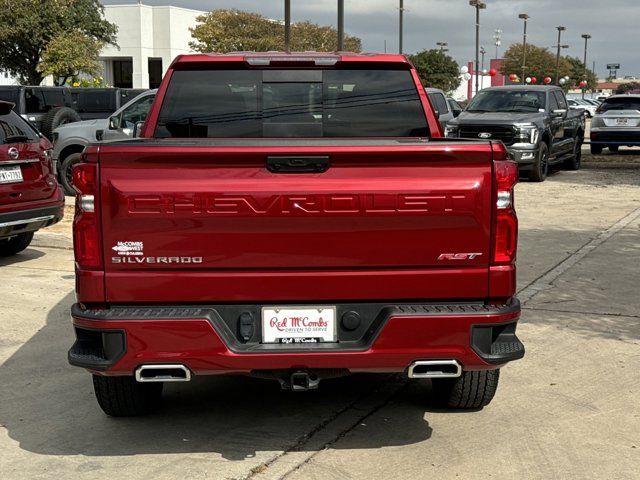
top-left (267, 156), bottom-right (330, 173)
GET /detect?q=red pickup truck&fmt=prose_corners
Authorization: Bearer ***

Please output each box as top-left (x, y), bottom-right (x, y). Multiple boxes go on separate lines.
top-left (68, 53), bottom-right (524, 416)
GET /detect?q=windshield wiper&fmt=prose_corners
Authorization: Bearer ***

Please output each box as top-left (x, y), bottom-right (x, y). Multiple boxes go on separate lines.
top-left (3, 134), bottom-right (30, 144)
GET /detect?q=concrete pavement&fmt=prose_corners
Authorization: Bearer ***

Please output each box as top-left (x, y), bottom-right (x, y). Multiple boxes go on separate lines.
top-left (0, 166), bottom-right (639, 480)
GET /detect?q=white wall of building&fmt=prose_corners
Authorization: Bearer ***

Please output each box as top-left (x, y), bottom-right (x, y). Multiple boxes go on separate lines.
top-left (100, 3), bottom-right (203, 88)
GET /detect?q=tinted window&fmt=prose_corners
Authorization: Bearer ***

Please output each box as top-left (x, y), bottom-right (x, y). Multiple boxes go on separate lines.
top-left (548, 92), bottom-right (560, 111)
top-left (553, 91), bottom-right (567, 110)
top-left (0, 88), bottom-right (20, 105)
top-left (599, 97), bottom-right (640, 112)
top-left (24, 88), bottom-right (70, 113)
top-left (156, 69), bottom-right (428, 138)
top-left (72, 90), bottom-right (117, 113)
top-left (0, 111), bottom-right (39, 143)
top-left (120, 89), bottom-right (148, 104)
top-left (120, 94), bottom-right (155, 128)
top-left (467, 90), bottom-right (546, 113)
top-left (428, 92), bottom-right (448, 116)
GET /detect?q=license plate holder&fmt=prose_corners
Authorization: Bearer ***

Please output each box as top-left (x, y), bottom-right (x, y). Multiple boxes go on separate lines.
top-left (616, 117), bottom-right (628, 126)
top-left (0, 166), bottom-right (23, 184)
top-left (262, 306), bottom-right (337, 344)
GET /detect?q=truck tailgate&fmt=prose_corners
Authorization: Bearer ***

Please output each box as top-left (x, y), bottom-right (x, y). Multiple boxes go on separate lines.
top-left (98, 140), bottom-right (493, 302)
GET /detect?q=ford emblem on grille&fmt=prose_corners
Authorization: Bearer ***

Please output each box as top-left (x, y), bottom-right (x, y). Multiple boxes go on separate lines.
top-left (478, 132), bottom-right (492, 139)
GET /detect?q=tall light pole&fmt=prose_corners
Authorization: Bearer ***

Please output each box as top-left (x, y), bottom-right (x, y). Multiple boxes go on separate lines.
top-left (582, 34), bottom-right (592, 99)
top-left (469, 1), bottom-right (487, 97)
top-left (399, 0), bottom-right (404, 54)
top-left (480, 46), bottom-right (487, 72)
top-left (284, 0), bottom-right (291, 53)
top-left (519, 13), bottom-right (530, 85)
top-left (494, 29), bottom-right (502, 59)
top-left (337, 0), bottom-right (344, 51)
top-left (555, 26), bottom-right (566, 84)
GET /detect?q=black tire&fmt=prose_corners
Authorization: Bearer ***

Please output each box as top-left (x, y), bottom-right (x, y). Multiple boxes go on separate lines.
top-left (92, 375), bottom-right (163, 417)
top-left (59, 152), bottom-right (83, 196)
top-left (432, 369), bottom-right (500, 409)
top-left (564, 136), bottom-right (583, 170)
top-left (529, 142), bottom-right (549, 182)
top-left (591, 144), bottom-right (603, 154)
top-left (40, 107), bottom-right (81, 140)
top-left (609, 145), bottom-right (619, 153)
top-left (0, 232), bottom-right (34, 257)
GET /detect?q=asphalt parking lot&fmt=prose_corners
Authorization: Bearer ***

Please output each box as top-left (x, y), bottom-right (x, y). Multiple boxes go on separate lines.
top-left (1, 156), bottom-right (639, 479)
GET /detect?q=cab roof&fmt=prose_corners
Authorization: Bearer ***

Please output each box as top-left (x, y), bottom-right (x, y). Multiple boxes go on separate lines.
top-left (170, 52), bottom-right (412, 68)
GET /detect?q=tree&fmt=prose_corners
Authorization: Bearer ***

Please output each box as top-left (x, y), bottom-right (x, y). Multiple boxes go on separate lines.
top-left (408, 49), bottom-right (461, 93)
top-left (616, 82), bottom-right (640, 94)
top-left (564, 56), bottom-right (598, 91)
top-left (189, 9), bottom-right (361, 54)
top-left (501, 43), bottom-right (571, 85)
top-left (0, 0), bottom-right (117, 85)
top-left (39, 30), bottom-right (103, 86)
top-left (501, 44), bottom-right (598, 91)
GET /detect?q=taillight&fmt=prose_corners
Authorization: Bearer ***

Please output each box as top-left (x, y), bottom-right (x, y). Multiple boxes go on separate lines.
top-left (492, 160), bottom-right (519, 265)
top-left (72, 162), bottom-right (102, 269)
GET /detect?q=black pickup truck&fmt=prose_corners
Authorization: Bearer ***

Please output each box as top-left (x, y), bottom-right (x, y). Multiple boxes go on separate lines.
top-left (0, 86), bottom-right (146, 140)
top-left (445, 86), bottom-right (585, 181)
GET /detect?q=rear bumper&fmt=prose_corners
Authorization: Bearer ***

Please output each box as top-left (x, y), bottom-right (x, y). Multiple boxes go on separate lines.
top-left (590, 129), bottom-right (640, 145)
top-left (69, 299), bottom-right (524, 375)
top-left (0, 201), bottom-right (64, 239)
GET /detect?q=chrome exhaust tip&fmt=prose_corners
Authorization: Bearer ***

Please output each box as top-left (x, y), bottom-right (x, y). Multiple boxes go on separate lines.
top-left (135, 364), bottom-right (191, 383)
top-left (408, 360), bottom-right (462, 379)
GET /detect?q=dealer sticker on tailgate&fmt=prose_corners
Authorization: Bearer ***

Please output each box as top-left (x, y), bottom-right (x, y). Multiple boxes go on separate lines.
top-left (262, 307), bottom-right (336, 344)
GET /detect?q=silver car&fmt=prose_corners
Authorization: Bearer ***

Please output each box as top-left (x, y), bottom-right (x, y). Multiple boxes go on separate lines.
top-left (590, 95), bottom-right (640, 154)
top-left (52, 89), bottom-right (156, 195)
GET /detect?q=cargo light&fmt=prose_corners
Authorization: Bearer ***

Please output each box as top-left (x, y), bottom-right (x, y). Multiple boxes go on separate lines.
top-left (245, 55), bottom-right (339, 66)
top-left (492, 158), bottom-right (519, 265)
top-left (72, 162), bottom-right (102, 269)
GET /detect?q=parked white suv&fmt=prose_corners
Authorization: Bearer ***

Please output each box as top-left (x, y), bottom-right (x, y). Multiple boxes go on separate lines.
top-left (590, 95), bottom-right (640, 154)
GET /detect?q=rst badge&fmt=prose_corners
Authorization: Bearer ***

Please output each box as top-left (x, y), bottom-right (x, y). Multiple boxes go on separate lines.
top-left (438, 253), bottom-right (483, 260)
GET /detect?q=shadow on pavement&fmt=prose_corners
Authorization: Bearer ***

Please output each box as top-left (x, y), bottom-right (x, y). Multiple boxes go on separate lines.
top-left (0, 247), bottom-right (45, 267)
top-left (0, 291), bottom-right (432, 461)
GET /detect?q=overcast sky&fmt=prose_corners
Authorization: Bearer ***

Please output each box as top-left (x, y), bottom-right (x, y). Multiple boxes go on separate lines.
top-left (102, 0), bottom-right (640, 78)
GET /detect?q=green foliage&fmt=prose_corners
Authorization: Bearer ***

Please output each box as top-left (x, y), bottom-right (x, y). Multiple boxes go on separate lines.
top-left (0, 0), bottom-right (117, 85)
top-left (189, 9), bottom-right (361, 53)
top-left (408, 49), bottom-right (461, 94)
top-left (564, 56), bottom-right (597, 91)
top-left (616, 82), bottom-right (640, 94)
top-left (501, 44), bottom-right (597, 90)
top-left (40, 30), bottom-right (104, 86)
top-left (69, 77), bottom-right (109, 88)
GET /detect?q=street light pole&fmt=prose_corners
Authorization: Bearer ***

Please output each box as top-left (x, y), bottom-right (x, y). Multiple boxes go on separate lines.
top-left (337, 0), bottom-right (344, 51)
top-left (494, 29), bottom-right (502, 59)
top-left (519, 14), bottom-right (529, 85)
top-left (555, 26), bottom-right (566, 84)
top-left (469, 1), bottom-right (487, 98)
top-left (480, 46), bottom-right (486, 73)
top-left (582, 34), bottom-right (592, 99)
top-left (399, 0), bottom-right (404, 54)
top-left (284, 0), bottom-right (291, 53)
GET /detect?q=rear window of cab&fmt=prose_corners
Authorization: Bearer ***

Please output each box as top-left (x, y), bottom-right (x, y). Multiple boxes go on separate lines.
top-left (155, 69), bottom-right (429, 138)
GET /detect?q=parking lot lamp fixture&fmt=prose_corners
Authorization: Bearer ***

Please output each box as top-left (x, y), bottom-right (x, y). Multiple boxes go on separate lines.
top-left (582, 34), bottom-right (592, 99)
top-left (469, 1), bottom-right (487, 97)
top-left (555, 26), bottom-right (566, 84)
top-left (519, 14), bottom-right (530, 85)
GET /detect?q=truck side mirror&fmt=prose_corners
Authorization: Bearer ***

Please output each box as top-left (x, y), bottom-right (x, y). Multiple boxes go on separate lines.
top-left (132, 121), bottom-right (145, 138)
top-left (108, 115), bottom-right (120, 130)
top-left (552, 109), bottom-right (567, 118)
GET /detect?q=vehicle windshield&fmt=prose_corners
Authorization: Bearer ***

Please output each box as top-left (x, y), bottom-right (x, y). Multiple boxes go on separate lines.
top-left (599, 97), bottom-right (640, 112)
top-left (466, 90), bottom-right (546, 113)
top-left (155, 68), bottom-right (429, 138)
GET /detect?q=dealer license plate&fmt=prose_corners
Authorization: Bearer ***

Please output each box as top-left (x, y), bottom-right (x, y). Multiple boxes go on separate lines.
top-left (262, 306), bottom-right (336, 344)
top-left (0, 166), bottom-right (23, 184)
top-left (616, 117), bottom-right (628, 125)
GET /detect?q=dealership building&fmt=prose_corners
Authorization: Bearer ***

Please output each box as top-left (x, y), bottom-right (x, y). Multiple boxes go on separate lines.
top-left (100, 3), bottom-right (204, 89)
